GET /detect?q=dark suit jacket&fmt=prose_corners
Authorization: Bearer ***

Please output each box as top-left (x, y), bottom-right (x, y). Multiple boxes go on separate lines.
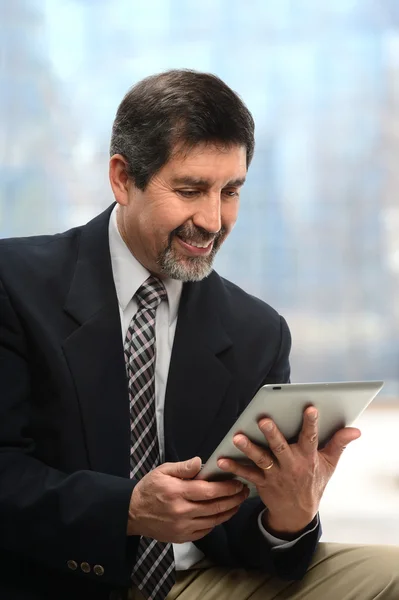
top-left (0, 206), bottom-right (321, 600)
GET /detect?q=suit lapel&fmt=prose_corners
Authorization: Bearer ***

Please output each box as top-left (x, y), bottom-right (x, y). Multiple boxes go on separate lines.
top-left (62, 206), bottom-right (131, 477)
top-left (61, 206), bottom-right (235, 475)
top-left (164, 275), bottom-right (233, 463)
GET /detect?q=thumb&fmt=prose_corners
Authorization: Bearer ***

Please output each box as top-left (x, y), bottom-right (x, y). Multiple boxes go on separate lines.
top-left (160, 456), bottom-right (202, 479)
top-left (320, 427), bottom-right (361, 467)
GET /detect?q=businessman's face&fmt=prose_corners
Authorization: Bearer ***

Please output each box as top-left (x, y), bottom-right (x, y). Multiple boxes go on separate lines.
top-left (110, 143), bottom-right (247, 281)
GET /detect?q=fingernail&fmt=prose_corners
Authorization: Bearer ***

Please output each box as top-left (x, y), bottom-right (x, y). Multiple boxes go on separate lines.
top-left (234, 436), bottom-right (247, 448)
top-left (187, 457), bottom-right (201, 470)
top-left (309, 410), bottom-right (318, 421)
top-left (263, 421), bottom-right (273, 432)
top-left (218, 459), bottom-right (228, 469)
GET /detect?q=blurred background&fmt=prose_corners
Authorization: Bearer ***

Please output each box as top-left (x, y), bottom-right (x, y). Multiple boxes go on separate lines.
top-left (1, 0), bottom-right (398, 544)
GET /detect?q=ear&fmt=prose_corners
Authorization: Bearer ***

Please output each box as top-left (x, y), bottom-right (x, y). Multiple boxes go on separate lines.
top-left (109, 154), bottom-right (132, 206)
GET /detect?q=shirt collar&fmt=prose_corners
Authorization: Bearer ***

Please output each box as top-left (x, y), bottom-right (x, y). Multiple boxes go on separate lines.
top-left (108, 205), bottom-right (182, 325)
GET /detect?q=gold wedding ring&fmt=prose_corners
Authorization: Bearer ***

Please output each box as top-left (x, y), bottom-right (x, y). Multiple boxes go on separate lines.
top-left (260, 460), bottom-right (274, 471)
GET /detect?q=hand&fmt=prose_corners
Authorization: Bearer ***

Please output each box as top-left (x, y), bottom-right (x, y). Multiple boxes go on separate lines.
top-left (217, 407), bottom-right (361, 537)
top-left (127, 456), bottom-right (250, 543)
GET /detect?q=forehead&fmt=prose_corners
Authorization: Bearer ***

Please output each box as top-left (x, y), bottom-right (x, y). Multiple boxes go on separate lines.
top-left (161, 143), bottom-right (247, 184)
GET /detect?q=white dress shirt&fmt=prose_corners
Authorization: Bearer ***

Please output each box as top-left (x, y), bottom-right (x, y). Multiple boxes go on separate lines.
top-left (108, 206), bottom-right (317, 570)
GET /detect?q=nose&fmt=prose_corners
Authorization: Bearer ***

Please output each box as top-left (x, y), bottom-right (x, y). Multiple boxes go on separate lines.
top-left (192, 194), bottom-right (222, 234)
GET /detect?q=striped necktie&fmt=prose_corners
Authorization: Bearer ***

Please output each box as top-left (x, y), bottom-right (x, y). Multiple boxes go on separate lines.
top-left (124, 275), bottom-right (175, 600)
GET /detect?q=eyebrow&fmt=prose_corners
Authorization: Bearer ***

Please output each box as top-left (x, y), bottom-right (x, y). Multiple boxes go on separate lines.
top-left (171, 176), bottom-right (246, 188)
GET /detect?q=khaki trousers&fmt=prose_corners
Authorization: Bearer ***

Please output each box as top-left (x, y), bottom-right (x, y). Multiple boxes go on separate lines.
top-left (130, 543), bottom-right (399, 600)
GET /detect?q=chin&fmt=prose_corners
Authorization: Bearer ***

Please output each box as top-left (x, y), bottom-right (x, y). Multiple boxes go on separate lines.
top-left (158, 254), bottom-right (214, 282)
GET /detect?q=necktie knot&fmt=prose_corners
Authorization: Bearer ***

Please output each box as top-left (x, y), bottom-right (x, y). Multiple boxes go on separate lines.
top-left (135, 276), bottom-right (167, 311)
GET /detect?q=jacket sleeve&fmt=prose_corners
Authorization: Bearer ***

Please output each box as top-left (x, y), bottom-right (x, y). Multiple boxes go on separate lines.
top-left (238, 315), bottom-right (321, 578)
top-left (0, 278), bottom-right (138, 587)
top-left (197, 314), bottom-right (322, 579)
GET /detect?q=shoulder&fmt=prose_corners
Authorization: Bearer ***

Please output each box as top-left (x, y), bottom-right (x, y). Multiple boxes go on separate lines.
top-left (0, 226), bottom-right (80, 255)
top-left (206, 272), bottom-right (292, 385)
top-left (0, 226), bottom-right (82, 293)
top-left (213, 272), bottom-right (285, 336)
top-left (0, 205), bottom-right (113, 280)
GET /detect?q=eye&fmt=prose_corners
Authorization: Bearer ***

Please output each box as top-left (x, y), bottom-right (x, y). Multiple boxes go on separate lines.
top-left (222, 189), bottom-right (239, 198)
top-left (176, 190), bottom-right (200, 198)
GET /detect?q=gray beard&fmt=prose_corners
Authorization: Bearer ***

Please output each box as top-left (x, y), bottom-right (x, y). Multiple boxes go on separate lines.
top-left (156, 239), bottom-right (221, 282)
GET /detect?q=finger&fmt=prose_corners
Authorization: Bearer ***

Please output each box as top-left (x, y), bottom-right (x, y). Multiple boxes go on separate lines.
top-left (232, 434), bottom-right (276, 471)
top-left (191, 488), bottom-right (250, 518)
top-left (160, 457), bottom-right (202, 479)
top-left (181, 478), bottom-right (244, 502)
top-left (320, 427), bottom-right (361, 468)
top-left (298, 407), bottom-right (319, 456)
top-left (257, 419), bottom-right (294, 468)
top-left (194, 504), bottom-right (242, 529)
top-left (217, 457), bottom-right (266, 487)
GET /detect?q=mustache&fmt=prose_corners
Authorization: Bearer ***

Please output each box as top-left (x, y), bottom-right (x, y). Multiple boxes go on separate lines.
top-left (169, 224), bottom-right (226, 246)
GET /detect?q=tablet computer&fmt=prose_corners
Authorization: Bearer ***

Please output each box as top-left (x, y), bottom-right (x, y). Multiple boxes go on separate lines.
top-left (195, 381), bottom-right (383, 494)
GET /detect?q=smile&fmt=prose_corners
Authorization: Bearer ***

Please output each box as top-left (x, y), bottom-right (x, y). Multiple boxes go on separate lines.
top-left (175, 236), bottom-right (214, 256)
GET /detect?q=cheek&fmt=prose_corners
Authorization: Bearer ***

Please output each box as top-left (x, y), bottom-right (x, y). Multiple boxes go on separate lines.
top-left (150, 202), bottom-right (192, 234)
top-left (222, 201), bottom-right (239, 232)
top-left (143, 206), bottom-right (187, 248)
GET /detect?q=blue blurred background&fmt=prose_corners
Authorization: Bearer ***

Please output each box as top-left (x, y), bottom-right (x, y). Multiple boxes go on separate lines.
top-left (1, 0), bottom-right (399, 400)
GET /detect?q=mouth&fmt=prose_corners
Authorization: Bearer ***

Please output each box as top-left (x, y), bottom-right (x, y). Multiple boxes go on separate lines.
top-left (175, 235), bottom-right (214, 256)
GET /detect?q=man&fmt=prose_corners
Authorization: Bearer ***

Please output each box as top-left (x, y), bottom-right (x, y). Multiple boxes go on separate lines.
top-left (0, 69), bottom-right (398, 600)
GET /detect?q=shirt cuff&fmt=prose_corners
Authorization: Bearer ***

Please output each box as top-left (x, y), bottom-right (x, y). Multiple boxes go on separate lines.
top-left (257, 509), bottom-right (320, 550)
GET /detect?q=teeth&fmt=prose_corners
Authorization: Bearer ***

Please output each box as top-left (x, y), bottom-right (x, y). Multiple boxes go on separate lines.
top-left (180, 238), bottom-right (211, 248)
top-left (189, 240), bottom-right (211, 248)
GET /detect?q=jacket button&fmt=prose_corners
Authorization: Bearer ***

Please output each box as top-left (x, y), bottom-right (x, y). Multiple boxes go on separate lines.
top-left (67, 560), bottom-right (78, 571)
top-left (81, 562), bottom-right (91, 573)
top-left (93, 564), bottom-right (105, 576)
